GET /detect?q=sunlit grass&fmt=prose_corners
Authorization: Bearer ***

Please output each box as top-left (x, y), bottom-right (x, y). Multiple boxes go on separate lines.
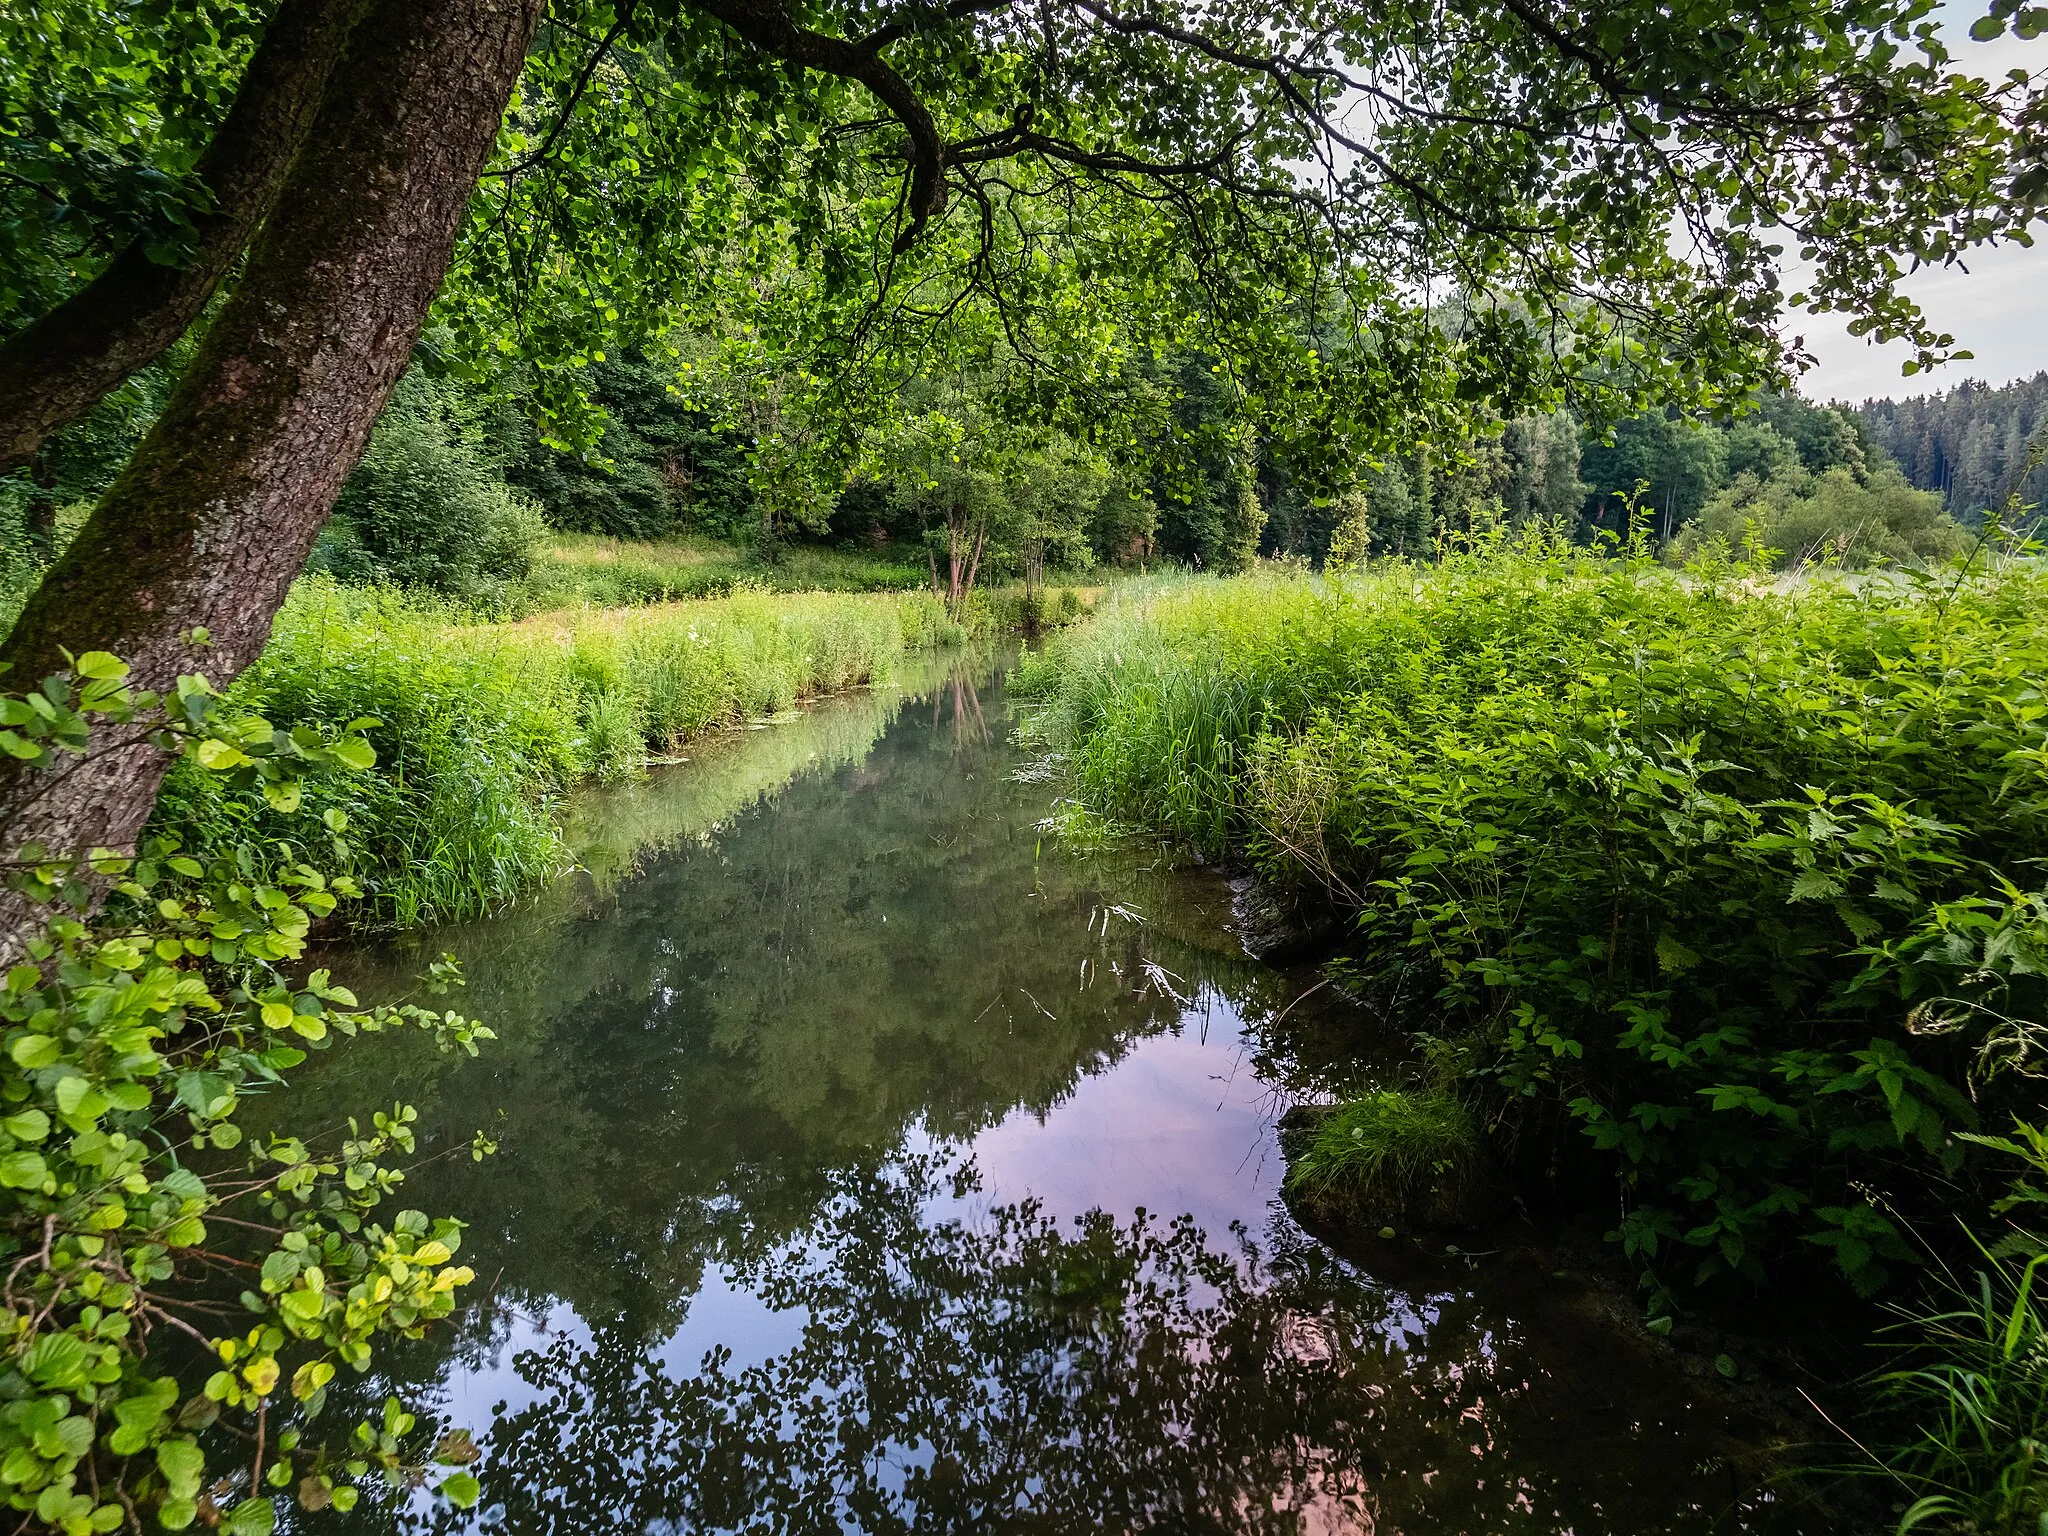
top-left (152, 577), bottom-right (958, 927)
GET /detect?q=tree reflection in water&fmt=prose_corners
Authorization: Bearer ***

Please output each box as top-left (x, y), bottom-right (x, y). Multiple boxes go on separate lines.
top-left (280, 657), bottom-right (1793, 1536)
top-left (378, 1150), bottom-right (1770, 1536)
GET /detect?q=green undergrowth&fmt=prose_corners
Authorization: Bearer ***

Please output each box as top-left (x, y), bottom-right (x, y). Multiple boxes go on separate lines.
top-left (1019, 541), bottom-right (2048, 1302)
top-left (153, 578), bottom-right (961, 928)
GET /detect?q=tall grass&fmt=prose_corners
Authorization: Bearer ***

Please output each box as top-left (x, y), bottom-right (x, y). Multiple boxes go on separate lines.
top-left (1874, 1253), bottom-right (2048, 1534)
top-left (154, 577), bottom-right (957, 927)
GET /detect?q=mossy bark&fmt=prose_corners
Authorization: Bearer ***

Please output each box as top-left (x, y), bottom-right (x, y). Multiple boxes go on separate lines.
top-left (0, 0), bottom-right (366, 478)
top-left (0, 0), bottom-right (545, 945)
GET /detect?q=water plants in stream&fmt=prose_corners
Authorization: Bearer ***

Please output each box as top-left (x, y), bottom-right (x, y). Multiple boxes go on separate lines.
top-left (236, 648), bottom-right (1825, 1534)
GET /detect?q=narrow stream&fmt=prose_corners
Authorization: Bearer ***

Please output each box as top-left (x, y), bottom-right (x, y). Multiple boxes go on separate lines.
top-left (277, 649), bottom-right (1799, 1534)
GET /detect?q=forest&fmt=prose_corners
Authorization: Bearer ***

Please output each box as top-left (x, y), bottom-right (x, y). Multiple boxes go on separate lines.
top-left (0, 0), bottom-right (2046, 1533)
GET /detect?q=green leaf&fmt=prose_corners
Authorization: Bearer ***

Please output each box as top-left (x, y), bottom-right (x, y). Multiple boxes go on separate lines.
top-left (9, 1033), bottom-right (61, 1069)
top-left (194, 738), bottom-right (252, 770)
top-left (329, 736), bottom-right (376, 771)
top-left (21, 1331), bottom-right (90, 1388)
top-left (438, 1473), bottom-right (481, 1510)
top-left (72, 652), bottom-right (127, 681)
top-left (1788, 868), bottom-right (1842, 902)
top-left (51, 1413), bottom-right (93, 1457)
top-left (223, 1498), bottom-right (276, 1536)
top-left (0, 1150), bottom-right (48, 1188)
top-left (1654, 934), bottom-right (1700, 974)
top-left (157, 1438), bottom-right (205, 1497)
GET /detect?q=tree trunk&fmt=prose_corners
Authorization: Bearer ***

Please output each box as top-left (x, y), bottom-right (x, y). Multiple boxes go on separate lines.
top-left (0, 0), bottom-right (544, 947)
top-left (0, 0), bottom-right (366, 479)
top-left (959, 525), bottom-right (985, 615)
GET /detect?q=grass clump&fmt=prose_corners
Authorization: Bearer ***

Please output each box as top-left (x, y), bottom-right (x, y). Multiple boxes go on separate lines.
top-left (154, 578), bottom-right (955, 927)
top-left (1285, 1090), bottom-right (1487, 1228)
top-left (1872, 1254), bottom-right (2048, 1534)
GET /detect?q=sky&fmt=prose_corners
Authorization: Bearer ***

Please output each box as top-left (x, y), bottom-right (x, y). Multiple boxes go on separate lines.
top-left (1799, 23), bottom-right (2048, 403)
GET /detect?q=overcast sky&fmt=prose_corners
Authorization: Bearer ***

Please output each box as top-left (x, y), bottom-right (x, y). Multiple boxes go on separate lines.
top-left (1799, 24), bottom-right (2047, 403)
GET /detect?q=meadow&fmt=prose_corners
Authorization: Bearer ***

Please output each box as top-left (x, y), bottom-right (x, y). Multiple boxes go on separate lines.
top-left (522, 533), bottom-right (932, 607)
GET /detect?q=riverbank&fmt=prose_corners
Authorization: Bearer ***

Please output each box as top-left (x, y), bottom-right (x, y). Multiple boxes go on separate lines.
top-left (152, 577), bottom-right (982, 928)
top-left (256, 651), bottom-right (1800, 1534)
top-left (1017, 544), bottom-right (2048, 1526)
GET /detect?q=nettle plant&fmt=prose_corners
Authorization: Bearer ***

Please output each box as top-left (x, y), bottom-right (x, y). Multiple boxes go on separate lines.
top-left (0, 652), bottom-right (495, 1533)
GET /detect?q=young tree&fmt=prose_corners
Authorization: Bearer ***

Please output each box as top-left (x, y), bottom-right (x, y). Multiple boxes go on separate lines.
top-left (875, 409), bottom-right (1007, 615)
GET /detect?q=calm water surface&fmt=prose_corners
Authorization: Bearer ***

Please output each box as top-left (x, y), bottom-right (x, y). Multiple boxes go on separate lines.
top-left (280, 651), bottom-right (1798, 1535)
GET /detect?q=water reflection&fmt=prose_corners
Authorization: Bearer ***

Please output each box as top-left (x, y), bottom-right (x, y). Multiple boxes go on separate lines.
top-left (412, 1155), bottom-right (1749, 1535)
top-left (267, 652), bottom-right (1791, 1534)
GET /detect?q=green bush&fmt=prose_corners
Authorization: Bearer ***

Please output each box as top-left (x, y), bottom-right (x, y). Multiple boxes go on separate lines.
top-left (0, 659), bottom-right (493, 1533)
top-left (1023, 539), bottom-right (2048, 1298)
top-left (1668, 464), bottom-right (1967, 570)
top-left (318, 379), bottom-right (547, 598)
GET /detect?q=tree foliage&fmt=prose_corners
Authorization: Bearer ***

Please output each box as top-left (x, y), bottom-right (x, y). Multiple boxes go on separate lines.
top-left (1859, 371), bottom-right (2048, 521)
top-left (0, 658), bottom-right (496, 1532)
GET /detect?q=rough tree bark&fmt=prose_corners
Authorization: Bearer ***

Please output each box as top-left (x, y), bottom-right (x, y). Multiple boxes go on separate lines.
top-left (0, 0), bottom-right (366, 479)
top-left (0, 0), bottom-right (547, 946)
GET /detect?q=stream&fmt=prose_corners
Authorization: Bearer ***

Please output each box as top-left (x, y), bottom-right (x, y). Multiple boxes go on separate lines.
top-left (277, 648), bottom-right (1805, 1534)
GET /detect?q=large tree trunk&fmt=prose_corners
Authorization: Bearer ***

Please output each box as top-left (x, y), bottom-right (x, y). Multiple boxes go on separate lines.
top-left (0, 0), bottom-right (366, 479)
top-left (0, 0), bottom-right (544, 947)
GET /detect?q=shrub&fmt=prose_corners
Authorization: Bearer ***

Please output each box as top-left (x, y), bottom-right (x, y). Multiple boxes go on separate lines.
top-left (1023, 538), bottom-right (2048, 1298)
top-left (1668, 464), bottom-right (1967, 569)
top-left (0, 659), bottom-right (493, 1533)
top-left (318, 378), bottom-right (547, 597)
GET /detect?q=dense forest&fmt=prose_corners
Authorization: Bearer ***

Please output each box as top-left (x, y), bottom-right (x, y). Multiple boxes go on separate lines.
top-left (9, 348), bottom-right (2031, 623)
top-left (1, 0), bottom-right (2046, 1533)
top-left (1858, 370), bottom-right (2048, 518)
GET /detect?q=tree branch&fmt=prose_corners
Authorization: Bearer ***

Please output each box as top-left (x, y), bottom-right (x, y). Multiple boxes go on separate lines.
top-left (688, 0), bottom-right (947, 250)
top-left (481, 4), bottom-right (639, 181)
